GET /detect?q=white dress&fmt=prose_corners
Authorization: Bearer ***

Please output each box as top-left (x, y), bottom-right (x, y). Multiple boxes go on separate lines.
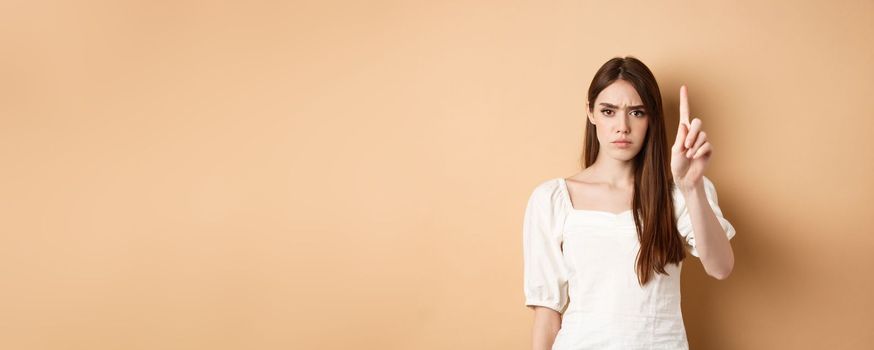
top-left (522, 176), bottom-right (736, 350)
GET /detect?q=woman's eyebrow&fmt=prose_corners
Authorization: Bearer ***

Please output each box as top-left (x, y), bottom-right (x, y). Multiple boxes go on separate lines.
top-left (599, 103), bottom-right (645, 109)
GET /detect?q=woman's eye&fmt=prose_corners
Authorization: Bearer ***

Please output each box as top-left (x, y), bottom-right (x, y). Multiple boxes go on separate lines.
top-left (632, 110), bottom-right (646, 117)
top-left (601, 109), bottom-right (613, 116)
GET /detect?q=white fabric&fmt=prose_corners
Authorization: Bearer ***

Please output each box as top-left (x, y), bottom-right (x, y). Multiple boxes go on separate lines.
top-left (522, 176), bottom-right (736, 349)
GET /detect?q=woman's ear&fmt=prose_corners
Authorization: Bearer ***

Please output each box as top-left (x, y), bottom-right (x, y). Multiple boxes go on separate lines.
top-left (585, 101), bottom-right (594, 124)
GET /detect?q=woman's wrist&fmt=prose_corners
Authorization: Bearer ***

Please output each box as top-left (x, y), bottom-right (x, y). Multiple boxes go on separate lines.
top-left (675, 178), bottom-right (704, 194)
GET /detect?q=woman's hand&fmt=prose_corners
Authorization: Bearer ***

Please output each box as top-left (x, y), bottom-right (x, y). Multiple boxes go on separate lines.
top-left (671, 85), bottom-right (711, 191)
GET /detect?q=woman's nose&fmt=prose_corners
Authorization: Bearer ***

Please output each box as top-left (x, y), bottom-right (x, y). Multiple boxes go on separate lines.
top-left (617, 116), bottom-right (630, 133)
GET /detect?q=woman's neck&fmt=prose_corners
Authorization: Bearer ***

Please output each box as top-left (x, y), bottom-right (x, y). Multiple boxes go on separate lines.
top-left (587, 157), bottom-right (635, 189)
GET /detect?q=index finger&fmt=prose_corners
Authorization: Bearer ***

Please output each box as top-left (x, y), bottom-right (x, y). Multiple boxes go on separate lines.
top-left (679, 85), bottom-right (690, 125)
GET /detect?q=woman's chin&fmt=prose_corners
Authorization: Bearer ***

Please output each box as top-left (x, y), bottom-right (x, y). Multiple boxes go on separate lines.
top-left (606, 151), bottom-right (640, 161)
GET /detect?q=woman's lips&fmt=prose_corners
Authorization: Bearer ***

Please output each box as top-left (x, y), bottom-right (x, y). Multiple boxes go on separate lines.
top-left (612, 141), bottom-right (631, 148)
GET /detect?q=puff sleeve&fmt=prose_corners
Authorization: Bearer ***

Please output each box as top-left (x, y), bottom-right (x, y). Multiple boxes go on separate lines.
top-left (522, 184), bottom-right (569, 313)
top-left (674, 176), bottom-right (737, 258)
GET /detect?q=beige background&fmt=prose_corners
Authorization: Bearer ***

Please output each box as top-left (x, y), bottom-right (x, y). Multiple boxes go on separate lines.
top-left (1, 1), bottom-right (873, 349)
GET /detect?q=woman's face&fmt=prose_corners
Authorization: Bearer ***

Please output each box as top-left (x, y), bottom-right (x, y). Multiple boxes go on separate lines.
top-left (586, 79), bottom-right (649, 161)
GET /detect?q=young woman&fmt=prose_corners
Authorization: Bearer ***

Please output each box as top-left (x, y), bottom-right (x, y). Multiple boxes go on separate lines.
top-left (522, 56), bottom-right (736, 350)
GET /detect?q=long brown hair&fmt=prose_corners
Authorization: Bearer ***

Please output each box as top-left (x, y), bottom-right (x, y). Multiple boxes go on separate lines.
top-left (582, 56), bottom-right (686, 286)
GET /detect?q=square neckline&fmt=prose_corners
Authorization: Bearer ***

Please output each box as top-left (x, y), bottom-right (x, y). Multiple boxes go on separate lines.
top-left (559, 178), bottom-right (633, 217)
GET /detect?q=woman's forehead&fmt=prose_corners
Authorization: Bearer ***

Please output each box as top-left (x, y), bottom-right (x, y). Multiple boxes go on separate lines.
top-left (596, 80), bottom-right (643, 106)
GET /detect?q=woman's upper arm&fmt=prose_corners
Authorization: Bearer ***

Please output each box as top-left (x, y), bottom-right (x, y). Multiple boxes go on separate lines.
top-left (522, 182), bottom-right (569, 312)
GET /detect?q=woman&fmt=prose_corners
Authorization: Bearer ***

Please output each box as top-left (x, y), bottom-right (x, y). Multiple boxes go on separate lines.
top-left (522, 56), bottom-right (736, 350)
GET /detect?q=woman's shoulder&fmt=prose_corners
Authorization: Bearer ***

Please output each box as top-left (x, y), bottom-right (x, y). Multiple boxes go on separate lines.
top-left (532, 176), bottom-right (562, 191)
top-left (532, 176), bottom-right (565, 194)
top-left (527, 177), bottom-right (566, 207)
